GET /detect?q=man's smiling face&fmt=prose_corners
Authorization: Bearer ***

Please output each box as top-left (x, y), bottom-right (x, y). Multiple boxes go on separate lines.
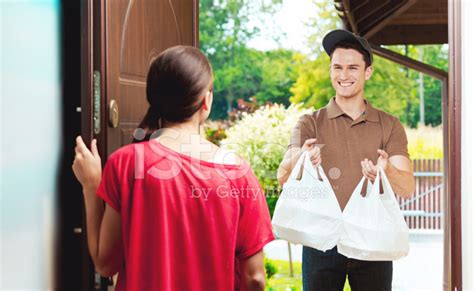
top-left (330, 48), bottom-right (372, 99)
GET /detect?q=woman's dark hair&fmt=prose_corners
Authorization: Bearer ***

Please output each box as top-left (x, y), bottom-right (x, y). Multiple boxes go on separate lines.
top-left (137, 45), bottom-right (213, 136)
top-left (330, 41), bottom-right (372, 68)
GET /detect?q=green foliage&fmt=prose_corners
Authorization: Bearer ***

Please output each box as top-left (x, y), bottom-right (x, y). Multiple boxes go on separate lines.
top-left (200, 0), bottom-right (448, 128)
top-left (289, 53), bottom-right (333, 108)
top-left (266, 259), bottom-right (302, 291)
top-left (207, 47), bottom-right (297, 119)
top-left (221, 104), bottom-right (311, 216)
top-left (200, 0), bottom-right (285, 119)
top-left (365, 56), bottom-right (417, 122)
top-left (374, 45), bottom-right (447, 127)
top-left (211, 47), bottom-right (264, 118)
top-left (422, 45), bottom-right (448, 127)
top-left (265, 257), bottom-right (278, 279)
top-left (405, 45), bottom-right (448, 127)
top-left (255, 49), bottom-right (297, 106)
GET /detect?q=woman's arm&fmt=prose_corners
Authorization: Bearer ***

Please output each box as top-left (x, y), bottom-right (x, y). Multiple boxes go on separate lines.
top-left (72, 137), bottom-right (124, 276)
top-left (240, 251), bottom-right (266, 291)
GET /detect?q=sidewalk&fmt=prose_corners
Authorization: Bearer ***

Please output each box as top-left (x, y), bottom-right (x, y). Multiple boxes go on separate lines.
top-left (264, 231), bottom-right (443, 291)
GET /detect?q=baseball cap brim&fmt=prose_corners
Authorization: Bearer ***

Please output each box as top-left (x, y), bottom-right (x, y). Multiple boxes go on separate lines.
top-left (322, 29), bottom-right (373, 64)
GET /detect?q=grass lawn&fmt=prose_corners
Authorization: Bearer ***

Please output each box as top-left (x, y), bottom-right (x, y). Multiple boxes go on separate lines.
top-left (266, 259), bottom-right (351, 291)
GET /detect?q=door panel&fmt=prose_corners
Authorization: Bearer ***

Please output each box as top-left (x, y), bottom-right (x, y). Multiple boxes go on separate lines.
top-left (105, 0), bottom-right (198, 155)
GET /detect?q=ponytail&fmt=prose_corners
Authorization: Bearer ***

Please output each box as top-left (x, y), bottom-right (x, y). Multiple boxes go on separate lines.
top-left (133, 106), bottom-right (161, 143)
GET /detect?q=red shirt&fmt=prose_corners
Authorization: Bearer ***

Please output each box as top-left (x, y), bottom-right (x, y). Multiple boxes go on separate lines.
top-left (97, 139), bottom-right (274, 291)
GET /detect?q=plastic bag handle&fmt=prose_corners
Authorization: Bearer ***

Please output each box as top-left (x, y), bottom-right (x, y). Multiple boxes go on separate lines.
top-left (379, 167), bottom-right (398, 202)
top-left (289, 151), bottom-right (319, 182)
top-left (315, 165), bottom-right (329, 183)
top-left (370, 167), bottom-right (382, 198)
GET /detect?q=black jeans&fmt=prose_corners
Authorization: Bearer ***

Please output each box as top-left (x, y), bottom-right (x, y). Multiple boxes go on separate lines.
top-left (302, 246), bottom-right (393, 291)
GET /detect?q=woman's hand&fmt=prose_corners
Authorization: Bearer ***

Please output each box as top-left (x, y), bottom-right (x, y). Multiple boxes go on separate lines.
top-left (72, 136), bottom-right (102, 191)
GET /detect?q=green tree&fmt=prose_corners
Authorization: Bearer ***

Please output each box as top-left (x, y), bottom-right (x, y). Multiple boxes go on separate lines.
top-left (289, 53), bottom-right (333, 108)
top-left (255, 49), bottom-right (297, 106)
top-left (386, 44), bottom-right (448, 127)
top-left (412, 45), bottom-right (447, 127)
top-left (365, 56), bottom-right (417, 122)
top-left (199, 0), bottom-right (283, 119)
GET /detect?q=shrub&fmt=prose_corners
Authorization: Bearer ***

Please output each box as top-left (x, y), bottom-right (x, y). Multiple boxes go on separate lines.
top-left (264, 258), bottom-right (278, 279)
top-left (220, 104), bottom-right (311, 216)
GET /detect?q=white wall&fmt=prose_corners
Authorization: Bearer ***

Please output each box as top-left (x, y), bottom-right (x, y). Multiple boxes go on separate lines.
top-left (1, 0), bottom-right (60, 289)
top-left (462, 0), bottom-right (474, 290)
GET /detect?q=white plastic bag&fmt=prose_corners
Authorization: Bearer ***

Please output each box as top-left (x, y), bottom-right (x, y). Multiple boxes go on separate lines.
top-left (272, 151), bottom-right (343, 251)
top-left (337, 168), bottom-right (409, 261)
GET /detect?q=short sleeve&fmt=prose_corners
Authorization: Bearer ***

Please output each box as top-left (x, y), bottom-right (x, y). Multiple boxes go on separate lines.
top-left (385, 118), bottom-right (410, 159)
top-left (288, 114), bottom-right (316, 149)
top-left (235, 171), bottom-right (274, 259)
top-left (96, 152), bottom-right (122, 212)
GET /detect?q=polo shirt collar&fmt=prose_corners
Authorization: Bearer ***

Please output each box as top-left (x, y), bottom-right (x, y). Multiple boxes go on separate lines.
top-left (327, 97), bottom-right (380, 123)
top-left (365, 100), bottom-right (380, 122)
top-left (326, 97), bottom-right (345, 119)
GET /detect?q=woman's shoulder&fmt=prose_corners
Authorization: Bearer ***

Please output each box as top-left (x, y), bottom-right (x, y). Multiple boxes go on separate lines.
top-left (212, 146), bottom-right (243, 166)
top-left (105, 143), bottom-right (139, 166)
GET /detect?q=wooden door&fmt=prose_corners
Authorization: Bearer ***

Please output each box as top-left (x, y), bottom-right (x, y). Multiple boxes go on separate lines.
top-left (104, 0), bottom-right (198, 155)
top-left (81, 0), bottom-right (198, 288)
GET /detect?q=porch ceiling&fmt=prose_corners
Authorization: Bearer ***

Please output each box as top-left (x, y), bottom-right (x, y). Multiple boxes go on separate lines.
top-left (334, 0), bottom-right (448, 45)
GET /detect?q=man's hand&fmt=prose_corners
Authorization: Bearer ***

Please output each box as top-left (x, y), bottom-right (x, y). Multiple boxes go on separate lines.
top-left (302, 138), bottom-right (321, 166)
top-left (361, 149), bottom-right (389, 181)
top-left (72, 136), bottom-right (102, 191)
top-left (277, 138), bottom-right (320, 186)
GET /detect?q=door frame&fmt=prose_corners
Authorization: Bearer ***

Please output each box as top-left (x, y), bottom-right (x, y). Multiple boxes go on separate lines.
top-left (447, 0), bottom-right (462, 290)
top-left (79, 0), bottom-right (464, 290)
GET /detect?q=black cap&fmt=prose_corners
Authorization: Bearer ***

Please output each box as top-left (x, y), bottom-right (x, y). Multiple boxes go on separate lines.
top-left (322, 29), bottom-right (373, 65)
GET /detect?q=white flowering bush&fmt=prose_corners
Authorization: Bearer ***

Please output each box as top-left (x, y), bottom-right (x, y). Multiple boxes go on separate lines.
top-left (221, 104), bottom-right (311, 215)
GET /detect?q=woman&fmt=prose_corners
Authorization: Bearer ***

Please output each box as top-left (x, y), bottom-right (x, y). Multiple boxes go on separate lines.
top-left (72, 46), bottom-right (274, 290)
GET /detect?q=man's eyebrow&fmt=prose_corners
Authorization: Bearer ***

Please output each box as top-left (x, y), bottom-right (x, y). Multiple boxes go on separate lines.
top-left (332, 63), bottom-right (361, 67)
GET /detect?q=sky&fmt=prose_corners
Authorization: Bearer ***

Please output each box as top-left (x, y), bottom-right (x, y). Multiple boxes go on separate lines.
top-left (246, 0), bottom-right (318, 54)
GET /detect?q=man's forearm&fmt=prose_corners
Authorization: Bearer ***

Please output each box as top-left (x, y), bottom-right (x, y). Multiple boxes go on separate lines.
top-left (83, 185), bottom-right (105, 267)
top-left (385, 162), bottom-right (415, 198)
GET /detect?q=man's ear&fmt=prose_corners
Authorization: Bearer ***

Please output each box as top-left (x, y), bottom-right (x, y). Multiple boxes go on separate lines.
top-left (365, 65), bottom-right (373, 80)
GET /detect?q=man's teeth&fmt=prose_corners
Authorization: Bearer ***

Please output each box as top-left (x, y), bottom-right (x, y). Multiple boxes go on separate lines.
top-left (339, 82), bottom-right (353, 87)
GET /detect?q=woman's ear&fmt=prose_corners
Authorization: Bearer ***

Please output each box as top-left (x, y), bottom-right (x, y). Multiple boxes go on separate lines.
top-left (203, 90), bottom-right (213, 112)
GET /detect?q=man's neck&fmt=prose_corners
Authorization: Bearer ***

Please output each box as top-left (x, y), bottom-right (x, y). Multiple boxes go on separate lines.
top-left (334, 95), bottom-right (366, 120)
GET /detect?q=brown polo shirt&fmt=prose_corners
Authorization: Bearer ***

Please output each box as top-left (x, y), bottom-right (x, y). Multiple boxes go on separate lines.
top-left (288, 97), bottom-right (410, 210)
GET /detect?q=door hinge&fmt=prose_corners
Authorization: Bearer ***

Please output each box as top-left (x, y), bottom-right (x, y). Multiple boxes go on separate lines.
top-left (93, 70), bottom-right (101, 134)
